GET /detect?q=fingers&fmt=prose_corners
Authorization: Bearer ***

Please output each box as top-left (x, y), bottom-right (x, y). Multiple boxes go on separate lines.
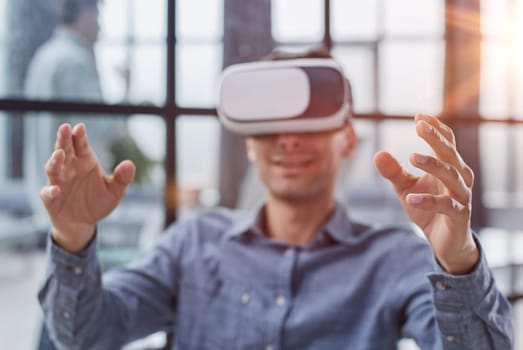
top-left (72, 123), bottom-right (93, 158)
top-left (47, 123), bottom-right (94, 183)
top-left (415, 114), bottom-right (455, 144)
top-left (45, 149), bottom-right (66, 184)
top-left (55, 124), bottom-right (75, 166)
top-left (410, 153), bottom-right (471, 205)
top-left (414, 114), bottom-right (474, 187)
top-left (406, 193), bottom-right (469, 217)
top-left (373, 151), bottom-right (417, 194)
top-left (106, 160), bottom-right (136, 199)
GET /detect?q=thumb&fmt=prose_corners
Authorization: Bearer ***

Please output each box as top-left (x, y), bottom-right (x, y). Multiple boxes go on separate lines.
top-left (373, 151), bottom-right (416, 194)
top-left (107, 160), bottom-right (136, 199)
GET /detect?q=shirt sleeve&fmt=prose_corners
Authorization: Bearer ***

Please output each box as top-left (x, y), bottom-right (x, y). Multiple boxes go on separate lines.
top-left (38, 224), bottom-right (184, 349)
top-left (426, 236), bottom-right (513, 349)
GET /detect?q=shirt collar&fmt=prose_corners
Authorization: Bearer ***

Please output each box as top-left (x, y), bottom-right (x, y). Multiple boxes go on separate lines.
top-left (322, 202), bottom-right (363, 245)
top-left (224, 205), bottom-right (265, 240)
top-left (225, 202), bottom-right (366, 246)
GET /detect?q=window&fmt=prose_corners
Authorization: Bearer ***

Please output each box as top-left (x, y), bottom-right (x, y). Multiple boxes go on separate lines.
top-left (0, 1), bottom-right (522, 348)
top-left (480, 0), bottom-right (523, 209)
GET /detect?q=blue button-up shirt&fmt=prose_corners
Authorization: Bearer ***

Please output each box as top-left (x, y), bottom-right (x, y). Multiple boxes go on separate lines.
top-left (39, 204), bottom-right (513, 349)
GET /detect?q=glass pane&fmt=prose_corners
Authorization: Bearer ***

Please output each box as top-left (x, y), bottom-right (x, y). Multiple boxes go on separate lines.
top-left (131, 45), bottom-right (166, 105)
top-left (480, 124), bottom-right (509, 207)
top-left (517, 62), bottom-right (523, 120)
top-left (99, 0), bottom-right (128, 41)
top-left (176, 0), bottom-right (223, 40)
top-left (379, 120), bottom-right (434, 177)
top-left (332, 46), bottom-right (375, 112)
top-left (0, 46), bottom-right (5, 95)
top-left (481, 0), bottom-right (511, 38)
top-left (379, 41), bottom-right (444, 114)
top-left (479, 124), bottom-right (521, 231)
top-left (480, 40), bottom-right (510, 119)
top-left (176, 115), bottom-right (220, 213)
top-left (517, 126), bottom-right (523, 202)
top-left (100, 0), bottom-right (167, 41)
top-left (332, 0), bottom-right (379, 41)
top-left (96, 44), bottom-right (129, 104)
top-left (0, 0), bottom-right (4, 96)
top-left (96, 43), bottom-right (166, 105)
top-left (0, 0), bottom-right (5, 40)
top-left (384, 0), bottom-right (444, 37)
top-left (515, 0), bottom-right (523, 119)
top-left (339, 119), bottom-right (414, 225)
top-left (175, 43), bottom-right (222, 107)
top-left (0, 112), bottom-right (6, 179)
top-left (2, 0), bottom-right (166, 105)
top-left (339, 119), bottom-right (379, 190)
top-left (272, 0), bottom-right (323, 42)
top-left (0, 114), bottom-right (165, 349)
top-left (133, 0), bottom-right (167, 40)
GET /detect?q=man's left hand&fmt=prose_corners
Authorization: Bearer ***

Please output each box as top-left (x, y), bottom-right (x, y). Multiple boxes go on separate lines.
top-left (374, 114), bottom-right (479, 275)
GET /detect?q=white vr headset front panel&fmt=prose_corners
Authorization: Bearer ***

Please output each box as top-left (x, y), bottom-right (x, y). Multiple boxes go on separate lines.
top-left (217, 59), bottom-right (351, 135)
top-left (221, 68), bottom-right (310, 122)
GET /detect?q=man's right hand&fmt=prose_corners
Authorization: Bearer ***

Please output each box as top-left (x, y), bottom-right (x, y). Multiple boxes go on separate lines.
top-left (40, 123), bottom-right (136, 253)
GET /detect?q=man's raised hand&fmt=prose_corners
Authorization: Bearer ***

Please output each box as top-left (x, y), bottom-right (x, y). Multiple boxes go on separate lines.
top-left (40, 123), bottom-right (135, 252)
top-left (374, 114), bottom-right (478, 275)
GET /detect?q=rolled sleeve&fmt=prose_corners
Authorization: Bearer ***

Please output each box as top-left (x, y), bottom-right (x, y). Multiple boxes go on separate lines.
top-left (49, 233), bottom-right (99, 286)
top-left (39, 232), bottom-right (102, 348)
top-left (427, 239), bottom-right (492, 308)
top-left (427, 235), bottom-right (513, 349)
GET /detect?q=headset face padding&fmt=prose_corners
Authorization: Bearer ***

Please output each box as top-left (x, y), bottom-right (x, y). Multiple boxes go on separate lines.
top-left (217, 59), bottom-right (352, 135)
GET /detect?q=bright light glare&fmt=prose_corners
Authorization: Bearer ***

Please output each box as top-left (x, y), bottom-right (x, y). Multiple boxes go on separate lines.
top-left (513, 2), bottom-right (523, 65)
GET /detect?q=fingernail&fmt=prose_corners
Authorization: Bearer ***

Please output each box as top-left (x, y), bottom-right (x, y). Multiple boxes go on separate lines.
top-left (414, 154), bottom-right (428, 164)
top-left (407, 194), bottom-right (423, 204)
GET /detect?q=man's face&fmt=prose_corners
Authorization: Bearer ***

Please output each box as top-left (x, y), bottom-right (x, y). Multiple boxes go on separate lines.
top-left (246, 124), bottom-right (356, 202)
top-left (76, 4), bottom-right (100, 45)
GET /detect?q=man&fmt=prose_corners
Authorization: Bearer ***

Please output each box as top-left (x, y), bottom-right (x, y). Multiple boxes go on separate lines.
top-left (38, 51), bottom-right (513, 349)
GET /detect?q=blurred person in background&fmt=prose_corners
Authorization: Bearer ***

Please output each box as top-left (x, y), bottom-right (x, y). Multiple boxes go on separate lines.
top-left (24, 0), bottom-right (150, 348)
top-left (36, 49), bottom-right (512, 349)
top-left (24, 0), bottom-right (152, 230)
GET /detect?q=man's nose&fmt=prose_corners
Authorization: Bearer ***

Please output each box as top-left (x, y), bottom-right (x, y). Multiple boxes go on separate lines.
top-left (276, 133), bottom-right (305, 151)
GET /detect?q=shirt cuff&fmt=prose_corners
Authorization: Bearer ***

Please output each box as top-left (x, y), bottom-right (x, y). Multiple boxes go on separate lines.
top-left (47, 229), bottom-right (99, 287)
top-left (427, 234), bottom-right (493, 308)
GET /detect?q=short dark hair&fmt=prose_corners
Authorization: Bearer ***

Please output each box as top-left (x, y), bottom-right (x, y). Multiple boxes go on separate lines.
top-left (263, 46), bottom-right (333, 61)
top-left (263, 46), bottom-right (354, 119)
top-left (55, 0), bottom-right (98, 25)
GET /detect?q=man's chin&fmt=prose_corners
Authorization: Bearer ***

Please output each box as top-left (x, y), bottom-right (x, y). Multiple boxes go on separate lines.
top-left (268, 185), bottom-right (318, 203)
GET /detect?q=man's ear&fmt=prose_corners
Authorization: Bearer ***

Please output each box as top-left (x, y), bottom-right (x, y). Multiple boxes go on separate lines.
top-left (341, 123), bottom-right (357, 158)
top-left (245, 137), bottom-right (256, 162)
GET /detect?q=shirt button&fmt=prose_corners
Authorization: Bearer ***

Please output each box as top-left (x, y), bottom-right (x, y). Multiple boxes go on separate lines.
top-left (241, 292), bottom-right (251, 304)
top-left (275, 295), bottom-right (287, 307)
top-left (284, 248), bottom-right (294, 257)
top-left (265, 345), bottom-right (275, 350)
top-left (435, 281), bottom-right (449, 290)
top-left (445, 335), bottom-right (455, 342)
top-left (63, 311), bottom-right (70, 319)
top-left (73, 266), bottom-right (82, 275)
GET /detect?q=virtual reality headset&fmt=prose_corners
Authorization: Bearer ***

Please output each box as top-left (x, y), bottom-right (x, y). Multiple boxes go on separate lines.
top-left (217, 58), bottom-right (352, 135)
